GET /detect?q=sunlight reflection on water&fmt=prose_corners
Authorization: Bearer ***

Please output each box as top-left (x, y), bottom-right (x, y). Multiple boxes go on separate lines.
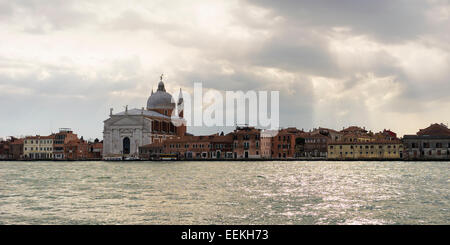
top-left (0, 161), bottom-right (448, 225)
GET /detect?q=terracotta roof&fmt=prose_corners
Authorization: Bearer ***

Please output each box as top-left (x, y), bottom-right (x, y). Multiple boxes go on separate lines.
top-left (25, 135), bottom-right (54, 140)
top-left (417, 123), bottom-right (450, 136)
top-left (341, 126), bottom-right (367, 133)
top-left (9, 139), bottom-right (24, 145)
top-left (306, 133), bottom-right (329, 138)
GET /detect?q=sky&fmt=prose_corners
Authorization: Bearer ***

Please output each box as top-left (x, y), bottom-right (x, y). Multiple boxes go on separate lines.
top-left (0, 0), bottom-right (449, 140)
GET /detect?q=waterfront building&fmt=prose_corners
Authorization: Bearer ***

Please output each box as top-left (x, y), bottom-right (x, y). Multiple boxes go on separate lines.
top-left (140, 133), bottom-right (234, 160)
top-left (139, 142), bottom-right (164, 160)
top-left (87, 139), bottom-right (103, 160)
top-left (0, 139), bottom-right (9, 159)
top-left (272, 127), bottom-right (303, 159)
top-left (315, 127), bottom-right (343, 142)
top-left (232, 126), bottom-right (262, 159)
top-left (302, 132), bottom-right (329, 158)
top-left (23, 135), bottom-right (54, 159)
top-left (139, 126), bottom-right (262, 160)
top-left (375, 129), bottom-right (397, 140)
top-left (403, 123), bottom-right (450, 160)
top-left (340, 126), bottom-right (375, 143)
top-left (260, 130), bottom-right (275, 159)
top-left (53, 128), bottom-right (78, 160)
top-left (103, 76), bottom-right (186, 159)
top-left (326, 126), bottom-right (403, 160)
top-left (327, 140), bottom-right (404, 160)
top-left (9, 137), bottom-right (24, 160)
top-left (64, 138), bottom-right (89, 160)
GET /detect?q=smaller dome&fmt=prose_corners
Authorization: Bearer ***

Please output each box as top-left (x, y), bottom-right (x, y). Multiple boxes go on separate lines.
top-left (157, 81), bottom-right (166, 92)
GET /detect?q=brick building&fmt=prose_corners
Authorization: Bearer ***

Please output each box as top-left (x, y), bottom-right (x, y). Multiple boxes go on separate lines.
top-left (0, 139), bottom-right (9, 159)
top-left (9, 137), bottom-right (24, 160)
top-left (53, 129), bottom-right (78, 160)
top-left (88, 140), bottom-right (103, 160)
top-left (139, 133), bottom-right (234, 160)
top-left (232, 126), bottom-right (262, 159)
top-left (64, 138), bottom-right (90, 160)
top-left (272, 127), bottom-right (303, 159)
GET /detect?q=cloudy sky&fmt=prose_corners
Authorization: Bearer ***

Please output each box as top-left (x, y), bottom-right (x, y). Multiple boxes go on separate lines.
top-left (0, 0), bottom-right (449, 139)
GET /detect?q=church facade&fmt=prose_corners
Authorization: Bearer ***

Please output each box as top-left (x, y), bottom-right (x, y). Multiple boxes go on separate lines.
top-left (102, 76), bottom-right (186, 159)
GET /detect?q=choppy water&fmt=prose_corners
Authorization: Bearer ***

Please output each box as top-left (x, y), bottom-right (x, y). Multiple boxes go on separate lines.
top-left (0, 161), bottom-right (448, 225)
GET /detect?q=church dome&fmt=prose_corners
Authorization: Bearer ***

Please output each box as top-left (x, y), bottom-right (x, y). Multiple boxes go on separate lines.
top-left (147, 79), bottom-right (176, 110)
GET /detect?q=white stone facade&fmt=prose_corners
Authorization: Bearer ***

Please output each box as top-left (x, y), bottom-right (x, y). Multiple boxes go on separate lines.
top-left (103, 78), bottom-right (185, 159)
top-left (103, 108), bottom-right (176, 159)
top-left (103, 113), bottom-right (149, 158)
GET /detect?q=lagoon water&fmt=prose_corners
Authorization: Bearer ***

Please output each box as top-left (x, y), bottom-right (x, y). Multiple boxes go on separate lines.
top-left (0, 161), bottom-right (448, 225)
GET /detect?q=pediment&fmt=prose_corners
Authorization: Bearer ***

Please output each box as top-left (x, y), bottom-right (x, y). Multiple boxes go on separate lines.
top-left (109, 116), bottom-right (142, 126)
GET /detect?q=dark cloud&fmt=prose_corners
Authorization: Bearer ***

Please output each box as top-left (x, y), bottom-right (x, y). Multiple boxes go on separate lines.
top-left (250, 29), bottom-right (339, 77)
top-left (0, 0), bottom-right (449, 138)
top-left (244, 0), bottom-right (440, 43)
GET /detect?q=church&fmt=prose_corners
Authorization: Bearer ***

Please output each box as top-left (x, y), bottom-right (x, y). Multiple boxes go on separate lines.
top-left (102, 75), bottom-right (186, 159)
